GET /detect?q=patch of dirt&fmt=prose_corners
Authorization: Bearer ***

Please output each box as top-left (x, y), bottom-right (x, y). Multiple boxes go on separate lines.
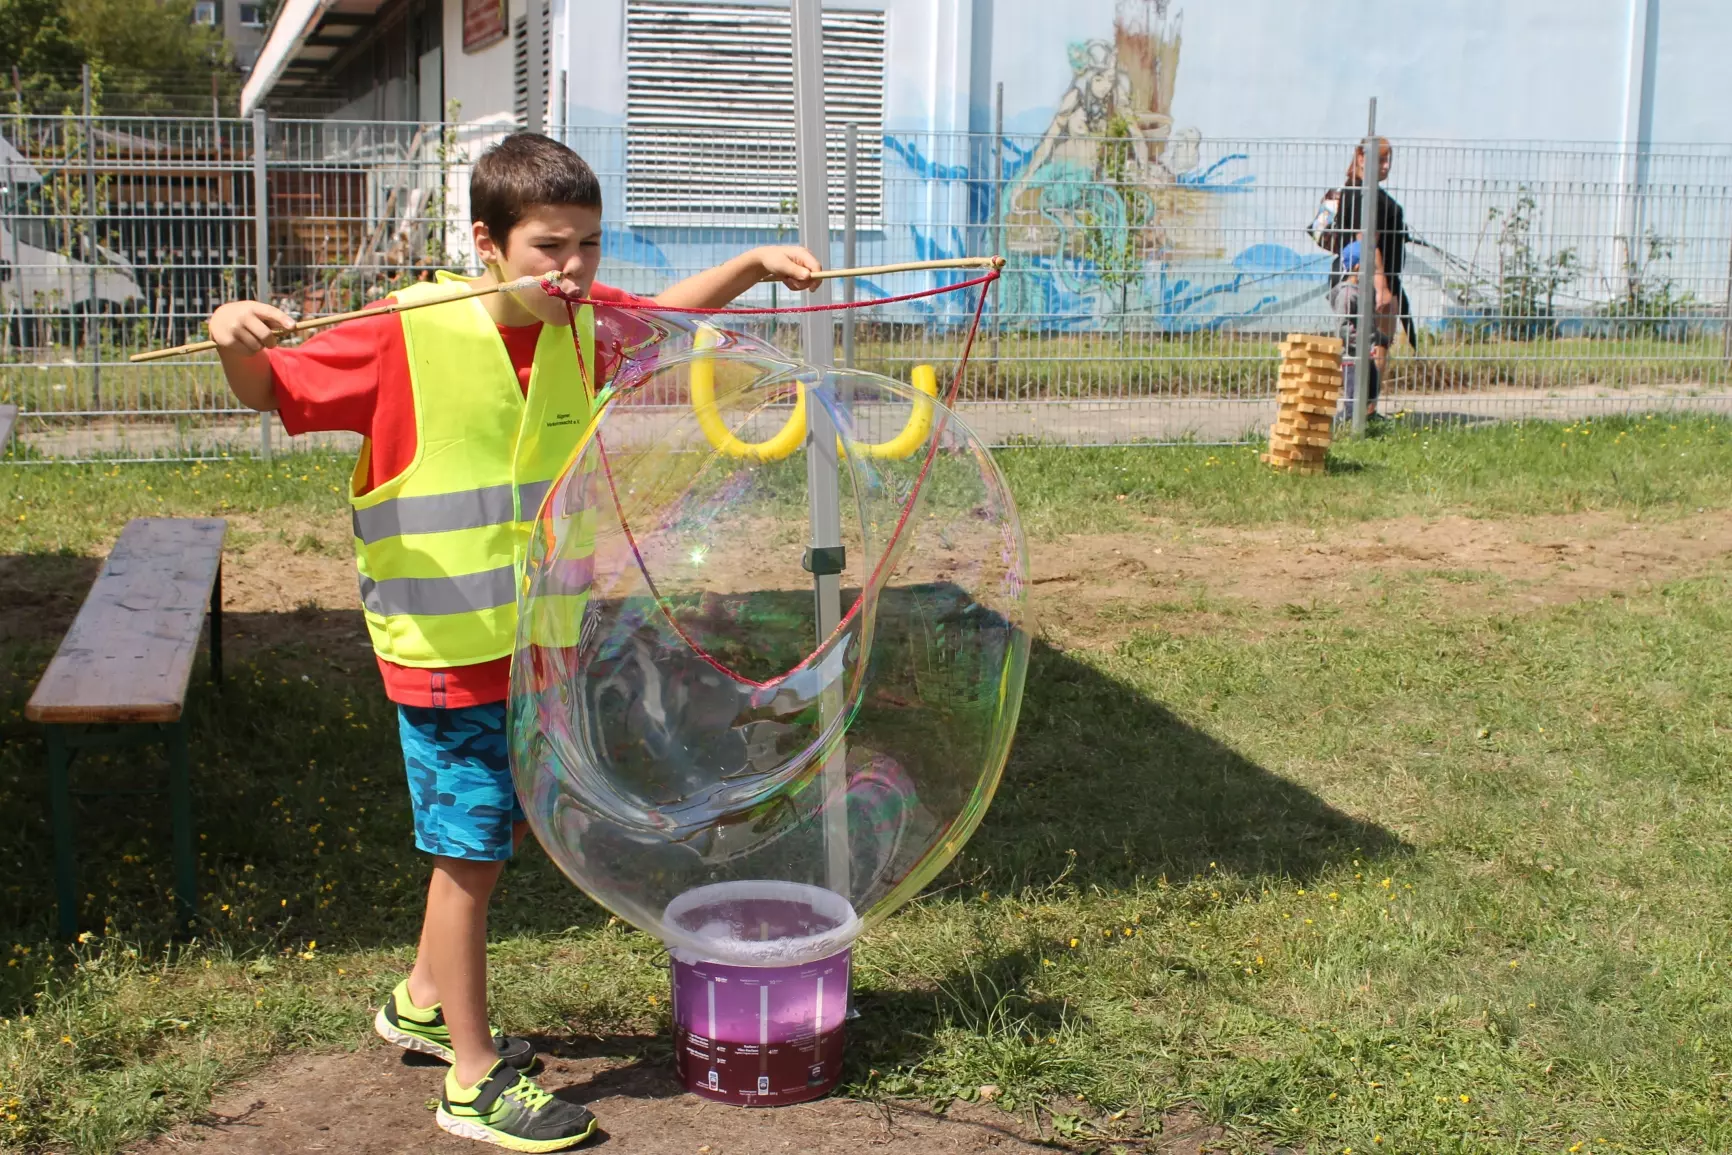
top-left (12, 507), bottom-right (1727, 667)
top-left (219, 512), bottom-right (359, 615)
top-left (127, 1044), bottom-right (1276, 1155)
top-left (129, 1045), bottom-right (1074, 1155)
top-left (1034, 511), bottom-right (1732, 646)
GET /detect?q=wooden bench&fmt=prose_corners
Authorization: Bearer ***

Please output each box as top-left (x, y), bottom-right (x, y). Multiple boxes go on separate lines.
top-left (0, 403), bottom-right (16, 455)
top-left (26, 518), bottom-right (226, 936)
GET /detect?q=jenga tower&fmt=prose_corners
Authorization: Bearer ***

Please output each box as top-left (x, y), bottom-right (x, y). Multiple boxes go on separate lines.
top-left (1262, 334), bottom-right (1345, 475)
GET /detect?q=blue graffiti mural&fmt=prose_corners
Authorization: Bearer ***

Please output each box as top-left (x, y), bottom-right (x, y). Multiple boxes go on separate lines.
top-left (1177, 153), bottom-right (1255, 190)
top-left (602, 223), bottom-right (672, 271)
top-left (882, 135), bottom-right (972, 182)
top-left (884, 129), bottom-right (1274, 331)
top-left (591, 2), bottom-right (1349, 334)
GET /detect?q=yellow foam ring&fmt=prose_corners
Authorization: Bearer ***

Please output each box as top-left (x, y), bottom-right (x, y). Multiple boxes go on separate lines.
top-left (845, 364), bottom-right (937, 460)
top-left (691, 329), bottom-right (936, 464)
top-left (690, 324), bottom-right (807, 462)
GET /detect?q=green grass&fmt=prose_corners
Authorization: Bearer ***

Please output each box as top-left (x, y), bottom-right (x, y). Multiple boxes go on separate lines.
top-left (4, 414), bottom-right (1727, 553)
top-left (2, 417), bottom-right (1731, 1153)
top-left (1005, 412), bottom-right (1732, 536)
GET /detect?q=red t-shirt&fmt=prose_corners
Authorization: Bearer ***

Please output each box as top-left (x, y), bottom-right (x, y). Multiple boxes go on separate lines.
top-left (267, 282), bottom-right (649, 708)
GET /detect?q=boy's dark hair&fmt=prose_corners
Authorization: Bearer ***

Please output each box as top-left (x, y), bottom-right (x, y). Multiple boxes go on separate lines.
top-left (470, 133), bottom-right (602, 251)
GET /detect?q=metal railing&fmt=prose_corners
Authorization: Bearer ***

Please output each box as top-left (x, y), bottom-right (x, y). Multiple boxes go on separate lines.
top-left (3, 113), bottom-right (1732, 459)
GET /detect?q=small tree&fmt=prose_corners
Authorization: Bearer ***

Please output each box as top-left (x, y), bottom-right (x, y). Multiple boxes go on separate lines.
top-left (423, 101), bottom-right (467, 270)
top-left (0, 0), bottom-right (85, 111)
top-left (1446, 186), bottom-right (1578, 341)
top-left (1079, 113), bottom-right (1153, 336)
top-left (2, 0), bottom-right (237, 114)
top-left (1602, 229), bottom-right (1699, 341)
top-left (1492, 189), bottom-right (1579, 340)
top-left (66, 0), bottom-right (235, 112)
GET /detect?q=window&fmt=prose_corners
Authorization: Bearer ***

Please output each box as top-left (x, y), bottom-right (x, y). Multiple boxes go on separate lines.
top-left (193, 0), bottom-right (220, 25)
top-left (625, 2), bottom-right (885, 223)
top-left (239, 2), bottom-right (265, 27)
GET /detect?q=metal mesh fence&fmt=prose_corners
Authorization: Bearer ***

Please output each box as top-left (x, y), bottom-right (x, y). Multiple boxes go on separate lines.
top-left (3, 114), bottom-right (1731, 460)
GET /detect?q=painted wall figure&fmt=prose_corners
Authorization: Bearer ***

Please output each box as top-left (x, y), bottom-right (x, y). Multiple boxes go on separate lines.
top-left (998, 0), bottom-right (1223, 326)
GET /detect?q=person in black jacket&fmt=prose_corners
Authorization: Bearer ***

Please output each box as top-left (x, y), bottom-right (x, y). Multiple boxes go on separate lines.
top-left (1315, 137), bottom-right (1408, 419)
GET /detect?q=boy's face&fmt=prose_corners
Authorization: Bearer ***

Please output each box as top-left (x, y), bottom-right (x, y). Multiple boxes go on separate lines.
top-left (474, 203), bottom-right (603, 326)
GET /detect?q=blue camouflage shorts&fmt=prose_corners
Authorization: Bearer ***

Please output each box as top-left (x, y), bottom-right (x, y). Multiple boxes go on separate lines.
top-left (398, 703), bottom-right (526, 861)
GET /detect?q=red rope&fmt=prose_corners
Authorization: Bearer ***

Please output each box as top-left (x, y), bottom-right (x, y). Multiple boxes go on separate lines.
top-left (543, 269), bottom-right (999, 315)
top-left (559, 272), bottom-right (996, 694)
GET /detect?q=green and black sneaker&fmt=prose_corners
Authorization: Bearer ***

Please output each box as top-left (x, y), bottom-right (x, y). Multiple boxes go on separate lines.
top-left (374, 981), bottom-right (536, 1070)
top-left (437, 1061), bottom-right (598, 1152)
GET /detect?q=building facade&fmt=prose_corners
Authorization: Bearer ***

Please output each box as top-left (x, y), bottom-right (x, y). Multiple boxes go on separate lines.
top-left (242, 0), bottom-right (1732, 328)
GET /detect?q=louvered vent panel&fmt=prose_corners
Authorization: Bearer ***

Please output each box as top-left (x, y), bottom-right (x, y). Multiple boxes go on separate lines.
top-left (626, 1), bottom-right (885, 223)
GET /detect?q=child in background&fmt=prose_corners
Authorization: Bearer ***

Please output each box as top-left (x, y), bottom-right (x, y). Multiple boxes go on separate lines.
top-left (206, 132), bottom-right (821, 1151)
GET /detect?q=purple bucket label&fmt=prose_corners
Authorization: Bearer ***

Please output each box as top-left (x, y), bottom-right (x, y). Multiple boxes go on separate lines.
top-left (671, 949), bottom-right (851, 1106)
top-left (662, 881), bottom-right (859, 1106)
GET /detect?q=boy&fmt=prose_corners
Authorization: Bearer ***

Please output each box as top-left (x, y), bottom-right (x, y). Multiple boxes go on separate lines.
top-left (208, 132), bottom-right (821, 1151)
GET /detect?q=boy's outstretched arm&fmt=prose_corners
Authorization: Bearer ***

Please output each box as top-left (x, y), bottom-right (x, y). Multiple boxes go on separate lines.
top-left (208, 300), bottom-right (297, 411)
top-left (654, 245), bottom-right (822, 309)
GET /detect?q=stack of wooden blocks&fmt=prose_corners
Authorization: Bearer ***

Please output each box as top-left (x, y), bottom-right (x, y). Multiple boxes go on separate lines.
top-left (1263, 333), bottom-right (1345, 475)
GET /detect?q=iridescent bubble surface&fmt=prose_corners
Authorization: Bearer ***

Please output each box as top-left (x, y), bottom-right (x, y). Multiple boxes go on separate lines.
top-left (510, 306), bottom-right (1030, 966)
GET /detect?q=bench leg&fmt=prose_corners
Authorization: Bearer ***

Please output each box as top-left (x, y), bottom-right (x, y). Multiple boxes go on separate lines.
top-left (167, 722), bottom-right (197, 932)
top-left (46, 726), bottom-right (78, 938)
top-left (209, 558), bottom-right (224, 687)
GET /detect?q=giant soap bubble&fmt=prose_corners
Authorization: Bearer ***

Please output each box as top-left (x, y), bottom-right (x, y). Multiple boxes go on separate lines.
top-left (509, 304), bottom-right (1030, 969)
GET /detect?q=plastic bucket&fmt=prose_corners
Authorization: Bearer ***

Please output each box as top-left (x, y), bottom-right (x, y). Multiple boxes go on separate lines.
top-left (663, 882), bottom-right (857, 1106)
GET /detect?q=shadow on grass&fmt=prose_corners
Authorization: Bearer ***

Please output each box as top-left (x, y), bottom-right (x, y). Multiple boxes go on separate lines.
top-left (3, 558), bottom-right (1397, 970)
top-left (1, 556), bottom-right (614, 957)
top-left (967, 638), bottom-right (1404, 892)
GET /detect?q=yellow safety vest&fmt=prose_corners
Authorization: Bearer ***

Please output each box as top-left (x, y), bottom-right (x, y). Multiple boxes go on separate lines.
top-left (349, 272), bottom-right (596, 667)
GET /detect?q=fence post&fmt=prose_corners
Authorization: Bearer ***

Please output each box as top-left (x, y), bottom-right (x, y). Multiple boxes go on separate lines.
top-left (842, 122), bottom-right (857, 369)
top-left (6, 69), bottom-right (19, 361)
top-left (1352, 98), bottom-right (1379, 437)
top-left (991, 81), bottom-right (1004, 385)
top-left (82, 65), bottom-right (100, 408)
top-left (252, 108), bottom-right (272, 462)
top-left (1722, 209), bottom-right (1732, 368)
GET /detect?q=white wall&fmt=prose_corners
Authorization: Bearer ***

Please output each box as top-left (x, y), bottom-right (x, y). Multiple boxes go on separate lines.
top-left (442, 0), bottom-right (518, 126)
top-left (982, 0), bottom-right (1731, 144)
top-left (1169, 0), bottom-right (1633, 141)
top-left (566, 0), bottom-right (628, 124)
top-left (1649, 0), bottom-right (1732, 143)
top-left (546, 0), bottom-right (1732, 144)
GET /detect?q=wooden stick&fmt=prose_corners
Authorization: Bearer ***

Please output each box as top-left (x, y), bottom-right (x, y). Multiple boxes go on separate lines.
top-left (126, 273), bottom-right (558, 363)
top-left (762, 256), bottom-right (1005, 283)
top-left (129, 256), bottom-right (1008, 363)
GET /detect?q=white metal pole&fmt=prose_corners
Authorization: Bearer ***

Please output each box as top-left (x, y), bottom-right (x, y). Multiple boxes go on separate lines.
top-left (1353, 98), bottom-right (1378, 437)
top-left (991, 81), bottom-right (1003, 375)
top-left (790, 0), bottom-right (849, 901)
top-left (842, 122), bottom-right (856, 368)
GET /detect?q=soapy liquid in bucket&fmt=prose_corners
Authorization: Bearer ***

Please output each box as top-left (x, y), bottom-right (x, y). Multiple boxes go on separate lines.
top-left (670, 896), bottom-right (849, 953)
top-left (668, 889), bottom-right (853, 1105)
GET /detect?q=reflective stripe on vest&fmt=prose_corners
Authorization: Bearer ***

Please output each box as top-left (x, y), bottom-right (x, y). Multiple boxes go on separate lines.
top-left (351, 480), bottom-right (555, 545)
top-left (349, 272), bottom-right (595, 667)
